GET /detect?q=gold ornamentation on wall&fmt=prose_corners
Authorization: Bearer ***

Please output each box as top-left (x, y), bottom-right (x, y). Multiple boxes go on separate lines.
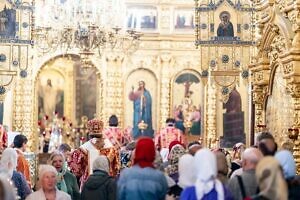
top-left (104, 54), bottom-right (124, 127)
top-left (10, 0), bottom-right (254, 152)
top-left (206, 78), bottom-right (217, 148)
top-left (251, 0), bottom-right (300, 172)
top-left (160, 54), bottom-right (173, 126)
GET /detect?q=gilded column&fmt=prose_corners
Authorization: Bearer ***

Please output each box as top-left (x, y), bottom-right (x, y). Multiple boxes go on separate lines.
top-left (13, 76), bottom-right (35, 151)
top-left (104, 53), bottom-right (124, 127)
top-left (159, 53), bottom-right (173, 128)
top-left (252, 85), bottom-right (267, 133)
top-left (206, 77), bottom-right (217, 148)
top-left (249, 48), bottom-right (270, 134)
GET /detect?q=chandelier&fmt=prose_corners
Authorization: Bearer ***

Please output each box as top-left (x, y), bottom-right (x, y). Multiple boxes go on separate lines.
top-left (33, 0), bottom-right (142, 67)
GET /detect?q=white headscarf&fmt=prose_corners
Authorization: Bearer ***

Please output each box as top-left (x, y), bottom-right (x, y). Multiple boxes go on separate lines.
top-left (92, 155), bottom-right (110, 173)
top-left (178, 154), bottom-right (196, 188)
top-left (194, 149), bottom-right (224, 200)
top-left (0, 173), bottom-right (18, 200)
top-left (0, 148), bottom-right (18, 178)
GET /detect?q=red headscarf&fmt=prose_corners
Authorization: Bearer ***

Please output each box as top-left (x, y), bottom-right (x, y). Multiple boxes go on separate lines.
top-left (168, 140), bottom-right (185, 152)
top-left (134, 137), bottom-right (155, 168)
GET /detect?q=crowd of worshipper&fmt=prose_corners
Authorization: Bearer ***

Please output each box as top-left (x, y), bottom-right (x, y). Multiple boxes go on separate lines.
top-left (0, 116), bottom-right (299, 200)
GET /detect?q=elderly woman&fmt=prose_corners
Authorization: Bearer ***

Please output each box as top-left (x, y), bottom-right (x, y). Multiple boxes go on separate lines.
top-left (26, 165), bottom-right (71, 200)
top-left (180, 149), bottom-right (232, 200)
top-left (0, 148), bottom-right (31, 200)
top-left (48, 151), bottom-right (80, 200)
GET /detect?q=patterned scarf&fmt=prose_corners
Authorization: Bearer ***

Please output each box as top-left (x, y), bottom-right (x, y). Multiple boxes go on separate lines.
top-left (56, 166), bottom-right (68, 193)
top-left (167, 144), bottom-right (185, 176)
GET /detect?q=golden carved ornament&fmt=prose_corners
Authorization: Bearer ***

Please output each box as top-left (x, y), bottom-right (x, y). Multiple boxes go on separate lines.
top-left (252, 85), bottom-right (266, 103)
top-left (268, 34), bottom-right (287, 63)
top-left (283, 63), bottom-right (294, 75)
top-left (287, 84), bottom-right (300, 97)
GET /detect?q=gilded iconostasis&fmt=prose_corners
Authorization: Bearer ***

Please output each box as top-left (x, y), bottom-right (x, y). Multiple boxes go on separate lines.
top-left (0, 0), bottom-right (299, 159)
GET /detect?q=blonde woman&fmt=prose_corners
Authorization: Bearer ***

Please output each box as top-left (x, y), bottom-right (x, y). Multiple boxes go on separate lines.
top-left (48, 151), bottom-right (80, 200)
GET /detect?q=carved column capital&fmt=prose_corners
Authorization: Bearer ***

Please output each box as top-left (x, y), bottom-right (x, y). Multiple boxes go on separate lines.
top-left (252, 85), bottom-right (266, 104)
top-left (287, 83), bottom-right (300, 98)
top-left (160, 53), bottom-right (174, 64)
top-left (105, 53), bottom-right (124, 64)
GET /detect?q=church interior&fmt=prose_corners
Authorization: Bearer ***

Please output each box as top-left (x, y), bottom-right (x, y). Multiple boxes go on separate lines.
top-left (0, 0), bottom-right (300, 196)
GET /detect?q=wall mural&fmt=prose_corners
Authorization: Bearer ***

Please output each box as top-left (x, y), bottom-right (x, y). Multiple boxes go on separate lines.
top-left (0, 5), bottom-right (16, 38)
top-left (221, 88), bottom-right (245, 147)
top-left (75, 66), bottom-right (97, 122)
top-left (125, 69), bottom-right (157, 136)
top-left (37, 69), bottom-right (65, 119)
top-left (172, 71), bottom-right (203, 136)
top-left (217, 11), bottom-right (234, 37)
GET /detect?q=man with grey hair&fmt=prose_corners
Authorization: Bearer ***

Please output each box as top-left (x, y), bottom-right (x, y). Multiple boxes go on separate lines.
top-left (228, 147), bottom-right (263, 200)
top-left (81, 156), bottom-right (116, 200)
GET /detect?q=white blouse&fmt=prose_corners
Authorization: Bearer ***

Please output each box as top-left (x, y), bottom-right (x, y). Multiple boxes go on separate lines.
top-left (26, 189), bottom-right (71, 200)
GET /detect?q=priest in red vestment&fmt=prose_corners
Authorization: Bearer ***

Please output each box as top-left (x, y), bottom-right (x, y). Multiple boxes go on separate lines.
top-left (68, 118), bottom-right (120, 190)
top-left (103, 115), bottom-right (132, 150)
top-left (155, 118), bottom-right (186, 151)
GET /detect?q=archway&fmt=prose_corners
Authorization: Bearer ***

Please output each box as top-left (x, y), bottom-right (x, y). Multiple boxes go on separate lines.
top-left (33, 54), bottom-right (102, 151)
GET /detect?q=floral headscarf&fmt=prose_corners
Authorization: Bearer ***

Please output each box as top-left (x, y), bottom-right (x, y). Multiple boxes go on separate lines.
top-left (167, 144), bottom-right (185, 176)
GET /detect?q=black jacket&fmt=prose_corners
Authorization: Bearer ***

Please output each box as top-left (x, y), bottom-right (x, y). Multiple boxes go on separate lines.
top-left (81, 170), bottom-right (117, 200)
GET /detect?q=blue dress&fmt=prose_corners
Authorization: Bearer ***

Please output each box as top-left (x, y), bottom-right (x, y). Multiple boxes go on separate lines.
top-left (117, 165), bottom-right (168, 200)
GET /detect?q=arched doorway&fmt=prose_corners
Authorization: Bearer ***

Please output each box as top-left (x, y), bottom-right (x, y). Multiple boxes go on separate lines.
top-left (265, 65), bottom-right (294, 143)
top-left (34, 54), bottom-right (102, 151)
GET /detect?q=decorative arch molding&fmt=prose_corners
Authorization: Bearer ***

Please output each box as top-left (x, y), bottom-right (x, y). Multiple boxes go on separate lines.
top-left (263, 62), bottom-right (280, 111)
top-left (171, 68), bottom-right (202, 83)
top-left (32, 53), bottom-right (102, 79)
top-left (32, 53), bottom-right (102, 84)
top-left (258, 11), bottom-right (293, 51)
top-left (33, 54), bottom-right (79, 81)
top-left (123, 67), bottom-right (159, 83)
